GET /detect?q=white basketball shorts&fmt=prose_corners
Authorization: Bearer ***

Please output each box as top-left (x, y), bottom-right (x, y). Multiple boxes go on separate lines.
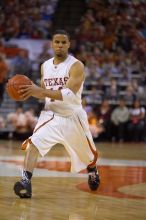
top-left (30, 109), bottom-right (98, 172)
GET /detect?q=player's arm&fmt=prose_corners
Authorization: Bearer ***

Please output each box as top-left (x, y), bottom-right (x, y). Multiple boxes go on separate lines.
top-left (19, 61), bottom-right (84, 101)
top-left (19, 63), bottom-right (62, 100)
top-left (40, 64), bottom-right (45, 89)
top-left (41, 61), bottom-right (84, 101)
top-left (39, 61), bottom-right (84, 100)
top-left (59, 61), bottom-right (84, 103)
top-left (42, 61), bottom-right (84, 101)
top-left (65, 61), bottom-right (84, 94)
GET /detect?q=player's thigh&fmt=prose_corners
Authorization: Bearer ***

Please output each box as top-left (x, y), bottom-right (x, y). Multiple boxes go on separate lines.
top-left (31, 116), bottom-right (63, 156)
top-left (62, 119), bottom-right (93, 161)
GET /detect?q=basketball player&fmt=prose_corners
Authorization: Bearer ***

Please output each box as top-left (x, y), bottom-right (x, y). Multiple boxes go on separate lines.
top-left (14, 30), bottom-right (100, 198)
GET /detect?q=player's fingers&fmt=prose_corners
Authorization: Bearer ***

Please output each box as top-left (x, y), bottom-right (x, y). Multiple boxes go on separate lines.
top-left (18, 87), bottom-right (30, 94)
top-left (19, 85), bottom-right (31, 89)
top-left (20, 91), bottom-right (30, 99)
top-left (20, 95), bottom-right (29, 100)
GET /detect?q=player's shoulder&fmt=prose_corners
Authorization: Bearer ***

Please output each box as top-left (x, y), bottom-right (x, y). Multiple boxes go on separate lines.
top-left (42, 57), bottom-right (54, 67)
top-left (69, 55), bottom-right (84, 68)
top-left (69, 61), bottom-right (84, 76)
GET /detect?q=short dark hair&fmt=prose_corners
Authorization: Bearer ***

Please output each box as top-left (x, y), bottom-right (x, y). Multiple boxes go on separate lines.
top-left (52, 29), bottom-right (70, 40)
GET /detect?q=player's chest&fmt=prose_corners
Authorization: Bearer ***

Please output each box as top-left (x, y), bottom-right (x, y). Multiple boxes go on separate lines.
top-left (43, 64), bottom-right (69, 88)
top-left (44, 63), bottom-right (69, 78)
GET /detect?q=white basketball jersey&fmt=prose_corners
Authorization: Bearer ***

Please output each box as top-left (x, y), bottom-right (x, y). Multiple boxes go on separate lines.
top-left (42, 55), bottom-right (83, 116)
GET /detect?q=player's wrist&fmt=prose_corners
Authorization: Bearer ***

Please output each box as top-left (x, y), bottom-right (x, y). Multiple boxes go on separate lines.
top-left (41, 88), bottom-right (47, 99)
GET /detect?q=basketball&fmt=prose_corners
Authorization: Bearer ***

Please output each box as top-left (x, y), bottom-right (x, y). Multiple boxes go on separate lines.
top-left (6, 74), bottom-right (32, 101)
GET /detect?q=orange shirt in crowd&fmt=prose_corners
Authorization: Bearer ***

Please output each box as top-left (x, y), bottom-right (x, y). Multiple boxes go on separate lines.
top-left (0, 59), bottom-right (9, 83)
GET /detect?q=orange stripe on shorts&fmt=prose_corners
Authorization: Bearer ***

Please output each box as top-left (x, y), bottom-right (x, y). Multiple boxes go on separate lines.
top-left (33, 114), bottom-right (54, 133)
top-left (21, 114), bottom-right (54, 150)
top-left (77, 116), bottom-right (98, 168)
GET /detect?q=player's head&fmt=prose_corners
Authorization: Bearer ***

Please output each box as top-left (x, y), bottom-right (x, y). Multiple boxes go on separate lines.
top-left (51, 29), bottom-right (70, 57)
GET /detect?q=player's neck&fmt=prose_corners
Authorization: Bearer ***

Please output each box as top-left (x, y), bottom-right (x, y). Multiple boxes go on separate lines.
top-left (53, 55), bottom-right (68, 65)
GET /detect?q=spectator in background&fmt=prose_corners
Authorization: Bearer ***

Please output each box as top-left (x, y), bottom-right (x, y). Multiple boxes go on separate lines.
top-left (0, 114), bottom-right (6, 138)
top-left (0, 53), bottom-right (9, 105)
top-left (96, 99), bottom-right (112, 141)
top-left (75, 44), bottom-right (89, 64)
top-left (87, 110), bottom-right (104, 141)
top-left (0, 114), bottom-right (5, 129)
top-left (11, 50), bottom-right (32, 78)
top-left (82, 97), bottom-right (93, 114)
top-left (85, 85), bottom-right (102, 104)
top-left (25, 108), bottom-right (38, 131)
top-left (82, 97), bottom-right (103, 140)
top-left (37, 41), bottom-right (53, 66)
top-left (0, 40), bottom-right (5, 54)
top-left (7, 107), bottom-right (28, 136)
top-left (85, 59), bottom-right (101, 81)
top-left (124, 83), bottom-right (136, 104)
top-left (105, 78), bottom-right (119, 101)
top-left (131, 78), bottom-right (145, 101)
top-left (127, 99), bottom-right (145, 142)
top-left (111, 98), bottom-right (129, 142)
top-left (7, 107), bottom-right (36, 140)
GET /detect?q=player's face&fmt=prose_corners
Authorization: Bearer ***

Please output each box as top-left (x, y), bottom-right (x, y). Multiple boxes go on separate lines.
top-left (52, 34), bottom-right (70, 57)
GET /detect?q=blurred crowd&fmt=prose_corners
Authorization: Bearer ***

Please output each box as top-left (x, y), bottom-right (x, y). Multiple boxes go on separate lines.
top-left (73, 0), bottom-right (146, 104)
top-left (0, 0), bottom-right (58, 40)
top-left (0, 107), bottom-right (38, 140)
top-left (83, 97), bottom-right (146, 142)
top-left (0, 0), bottom-right (146, 142)
top-left (0, 53), bottom-right (9, 104)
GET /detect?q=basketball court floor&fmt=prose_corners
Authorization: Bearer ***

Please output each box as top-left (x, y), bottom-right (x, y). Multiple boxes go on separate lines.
top-left (0, 140), bottom-right (146, 220)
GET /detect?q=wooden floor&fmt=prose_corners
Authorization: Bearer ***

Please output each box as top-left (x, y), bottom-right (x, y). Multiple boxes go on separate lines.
top-left (0, 140), bottom-right (146, 220)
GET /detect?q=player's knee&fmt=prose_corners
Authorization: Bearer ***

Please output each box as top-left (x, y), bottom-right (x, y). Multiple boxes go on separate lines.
top-left (28, 143), bottom-right (39, 155)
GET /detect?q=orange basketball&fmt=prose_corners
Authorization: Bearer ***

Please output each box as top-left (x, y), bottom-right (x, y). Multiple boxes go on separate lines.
top-left (6, 74), bottom-right (32, 101)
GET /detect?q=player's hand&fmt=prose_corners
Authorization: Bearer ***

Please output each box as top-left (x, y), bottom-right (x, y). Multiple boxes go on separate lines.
top-left (18, 83), bottom-right (45, 100)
